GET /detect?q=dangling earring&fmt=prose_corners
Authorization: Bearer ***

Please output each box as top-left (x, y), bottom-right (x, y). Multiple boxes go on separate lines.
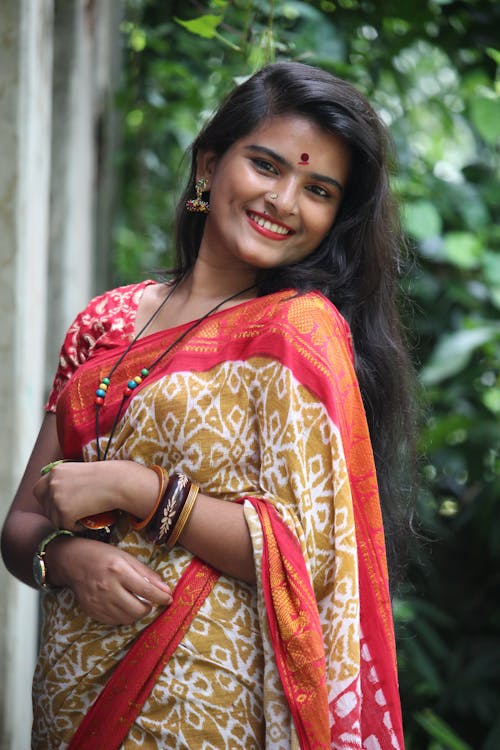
top-left (186, 177), bottom-right (210, 213)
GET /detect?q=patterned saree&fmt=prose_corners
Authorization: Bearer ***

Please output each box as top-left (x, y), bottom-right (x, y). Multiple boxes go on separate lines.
top-left (33, 281), bottom-right (404, 749)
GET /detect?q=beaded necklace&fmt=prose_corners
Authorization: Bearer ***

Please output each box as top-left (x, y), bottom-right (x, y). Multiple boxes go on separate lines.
top-left (94, 280), bottom-right (256, 462)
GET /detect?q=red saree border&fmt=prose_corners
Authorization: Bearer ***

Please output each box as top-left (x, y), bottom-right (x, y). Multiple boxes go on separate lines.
top-left (245, 497), bottom-right (331, 749)
top-left (67, 558), bottom-right (220, 750)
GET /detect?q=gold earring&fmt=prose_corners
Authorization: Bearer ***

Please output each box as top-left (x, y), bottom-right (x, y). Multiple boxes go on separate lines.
top-left (186, 177), bottom-right (210, 213)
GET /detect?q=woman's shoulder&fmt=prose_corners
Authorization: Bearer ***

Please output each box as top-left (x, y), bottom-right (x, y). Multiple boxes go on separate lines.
top-left (67, 279), bottom-right (154, 338)
top-left (79, 279), bottom-right (156, 324)
top-left (234, 289), bottom-right (354, 368)
top-left (61, 280), bottom-right (157, 360)
top-left (262, 289), bottom-right (351, 340)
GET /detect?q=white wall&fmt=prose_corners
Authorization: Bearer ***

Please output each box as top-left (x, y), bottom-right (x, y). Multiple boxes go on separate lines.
top-left (0, 2), bottom-right (121, 748)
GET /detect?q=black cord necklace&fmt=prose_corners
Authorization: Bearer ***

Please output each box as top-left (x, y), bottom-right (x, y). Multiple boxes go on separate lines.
top-left (94, 280), bottom-right (256, 461)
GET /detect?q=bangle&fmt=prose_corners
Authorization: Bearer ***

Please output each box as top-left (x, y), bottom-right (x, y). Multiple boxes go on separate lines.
top-left (146, 473), bottom-right (190, 544)
top-left (145, 473), bottom-right (196, 545)
top-left (167, 482), bottom-right (199, 549)
top-left (130, 465), bottom-right (169, 530)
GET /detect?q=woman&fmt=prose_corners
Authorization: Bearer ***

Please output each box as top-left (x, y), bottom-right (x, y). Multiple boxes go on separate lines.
top-left (1, 62), bottom-right (414, 749)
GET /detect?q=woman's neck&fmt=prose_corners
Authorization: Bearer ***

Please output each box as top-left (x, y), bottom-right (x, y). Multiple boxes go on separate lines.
top-left (181, 257), bottom-right (258, 306)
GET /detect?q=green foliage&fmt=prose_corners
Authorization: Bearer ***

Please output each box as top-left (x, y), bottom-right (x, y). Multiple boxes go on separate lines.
top-left (116, 1), bottom-right (500, 746)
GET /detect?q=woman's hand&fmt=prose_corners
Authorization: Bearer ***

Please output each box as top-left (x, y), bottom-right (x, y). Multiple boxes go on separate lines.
top-left (33, 460), bottom-right (158, 530)
top-left (46, 535), bottom-right (173, 625)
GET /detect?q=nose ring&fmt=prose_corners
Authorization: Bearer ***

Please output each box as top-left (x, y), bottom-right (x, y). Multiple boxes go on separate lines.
top-left (269, 192), bottom-right (278, 200)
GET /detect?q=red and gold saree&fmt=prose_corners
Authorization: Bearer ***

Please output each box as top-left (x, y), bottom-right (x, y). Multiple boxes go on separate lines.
top-left (33, 281), bottom-right (404, 749)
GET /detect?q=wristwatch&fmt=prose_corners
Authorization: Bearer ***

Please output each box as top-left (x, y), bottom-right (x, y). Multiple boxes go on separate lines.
top-left (32, 529), bottom-right (74, 589)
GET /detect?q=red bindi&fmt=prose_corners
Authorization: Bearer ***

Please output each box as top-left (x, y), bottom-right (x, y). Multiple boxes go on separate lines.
top-left (298, 152), bottom-right (310, 165)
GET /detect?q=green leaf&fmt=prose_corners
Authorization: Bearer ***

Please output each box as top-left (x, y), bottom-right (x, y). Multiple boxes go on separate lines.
top-left (129, 27), bottom-right (147, 52)
top-left (415, 710), bottom-right (474, 750)
top-left (486, 47), bottom-right (500, 64)
top-left (483, 251), bottom-right (500, 286)
top-left (470, 96), bottom-right (500, 145)
top-left (421, 325), bottom-right (500, 384)
top-left (443, 231), bottom-right (483, 270)
top-left (174, 15), bottom-right (223, 40)
top-left (403, 200), bottom-right (442, 240)
top-left (483, 386), bottom-right (500, 416)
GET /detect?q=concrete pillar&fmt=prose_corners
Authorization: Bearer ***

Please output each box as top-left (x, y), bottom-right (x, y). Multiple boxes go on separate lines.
top-left (0, 2), bottom-right (55, 748)
top-left (0, 2), bottom-right (121, 747)
top-left (47, 0), bottom-right (122, 375)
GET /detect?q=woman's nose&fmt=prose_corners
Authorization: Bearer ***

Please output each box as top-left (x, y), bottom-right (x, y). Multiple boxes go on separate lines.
top-left (266, 178), bottom-right (298, 215)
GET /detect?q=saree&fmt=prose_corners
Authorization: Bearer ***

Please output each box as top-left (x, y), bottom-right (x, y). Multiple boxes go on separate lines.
top-left (33, 281), bottom-right (404, 749)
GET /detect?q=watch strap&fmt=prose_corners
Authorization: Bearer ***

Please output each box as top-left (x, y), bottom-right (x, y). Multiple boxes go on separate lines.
top-left (38, 528), bottom-right (74, 556)
top-left (34, 528), bottom-right (74, 589)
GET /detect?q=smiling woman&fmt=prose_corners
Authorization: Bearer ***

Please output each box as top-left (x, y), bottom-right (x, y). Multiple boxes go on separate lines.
top-left (196, 115), bottom-right (350, 272)
top-left (1, 61), bottom-right (415, 750)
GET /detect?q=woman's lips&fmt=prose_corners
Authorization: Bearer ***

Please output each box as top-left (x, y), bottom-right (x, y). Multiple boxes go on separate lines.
top-left (246, 210), bottom-right (295, 240)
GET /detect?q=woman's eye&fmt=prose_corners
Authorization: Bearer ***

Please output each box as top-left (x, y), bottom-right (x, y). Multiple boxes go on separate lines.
top-left (307, 185), bottom-right (330, 198)
top-left (251, 158), bottom-right (278, 174)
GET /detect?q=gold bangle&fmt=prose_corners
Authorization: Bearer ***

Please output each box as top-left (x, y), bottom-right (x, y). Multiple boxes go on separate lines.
top-left (130, 465), bottom-right (169, 530)
top-left (166, 482), bottom-right (199, 549)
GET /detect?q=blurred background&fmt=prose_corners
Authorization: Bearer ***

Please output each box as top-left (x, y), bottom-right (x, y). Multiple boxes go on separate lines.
top-left (0, 1), bottom-right (498, 748)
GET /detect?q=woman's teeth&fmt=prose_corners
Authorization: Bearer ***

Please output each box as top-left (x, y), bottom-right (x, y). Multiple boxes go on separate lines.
top-left (248, 212), bottom-right (291, 235)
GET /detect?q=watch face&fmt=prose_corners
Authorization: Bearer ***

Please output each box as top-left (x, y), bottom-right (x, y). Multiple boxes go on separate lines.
top-left (32, 554), bottom-right (46, 588)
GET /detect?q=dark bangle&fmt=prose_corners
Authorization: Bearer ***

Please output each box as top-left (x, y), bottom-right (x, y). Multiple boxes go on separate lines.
top-left (145, 473), bottom-right (199, 546)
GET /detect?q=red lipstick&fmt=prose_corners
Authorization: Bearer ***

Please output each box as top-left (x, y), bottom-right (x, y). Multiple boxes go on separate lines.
top-left (246, 210), bottom-right (295, 241)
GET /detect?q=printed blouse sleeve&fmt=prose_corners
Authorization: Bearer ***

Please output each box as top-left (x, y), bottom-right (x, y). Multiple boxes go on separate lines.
top-left (45, 304), bottom-right (103, 413)
top-left (44, 282), bottom-right (149, 412)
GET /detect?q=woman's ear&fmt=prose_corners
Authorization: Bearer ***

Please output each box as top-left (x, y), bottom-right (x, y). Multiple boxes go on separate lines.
top-left (196, 150), bottom-right (217, 189)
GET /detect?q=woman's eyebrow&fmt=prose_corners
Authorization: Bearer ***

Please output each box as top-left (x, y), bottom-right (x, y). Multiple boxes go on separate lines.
top-left (244, 144), bottom-right (344, 193)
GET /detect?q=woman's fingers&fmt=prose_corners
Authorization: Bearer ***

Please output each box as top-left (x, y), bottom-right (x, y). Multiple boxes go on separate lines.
top-left (32, 460), bottom-right (159, 531)
top-left (128, 573), bottom-right (172, 607)
top-left (48, 537), bottom-right (173, 625)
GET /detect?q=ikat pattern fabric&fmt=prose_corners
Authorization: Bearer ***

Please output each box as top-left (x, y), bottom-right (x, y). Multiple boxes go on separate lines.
top-left (34, 284), bottom-right (403, 749)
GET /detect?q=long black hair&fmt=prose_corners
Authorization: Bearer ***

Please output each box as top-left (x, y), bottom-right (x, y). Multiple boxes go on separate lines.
top-left (175, 62), bottom-right (417, 583)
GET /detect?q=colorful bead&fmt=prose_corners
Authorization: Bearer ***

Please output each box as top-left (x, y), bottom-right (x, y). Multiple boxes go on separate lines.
top-left (98, 382), bottom-right (108, 391)
top-left (96, 388), bottom-right (106, 398)
top-left (133, 376), bottom-right (142, 384)
top-left (124, 387), bottom-right (132, 397)
top-left (102, 377), bottom-right (110, 385)
top-left (95, 396), bottom-right (104, 405)
top-left (141, 368), bottom-right (149, 377)
top-left (127, 379), bottom-right (138, 389)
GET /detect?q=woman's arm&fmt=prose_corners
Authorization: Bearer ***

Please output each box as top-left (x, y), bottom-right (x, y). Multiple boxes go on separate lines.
top-left (176, 494), bottom-right (256, 584)
top-left (31, 437), bottom-right (256, 585)
top-left (1, 413), bottom-right (62, 587)
top-left (1, 414), bottom-right (173, 624)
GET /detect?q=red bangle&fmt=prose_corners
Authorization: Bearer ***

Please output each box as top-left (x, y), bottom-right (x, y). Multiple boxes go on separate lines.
top-left (130, 465), bottom-right (169, 530)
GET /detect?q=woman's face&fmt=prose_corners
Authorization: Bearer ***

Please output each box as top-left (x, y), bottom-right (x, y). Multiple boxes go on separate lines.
top-left (197, 114), bottom-right (351, 277)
